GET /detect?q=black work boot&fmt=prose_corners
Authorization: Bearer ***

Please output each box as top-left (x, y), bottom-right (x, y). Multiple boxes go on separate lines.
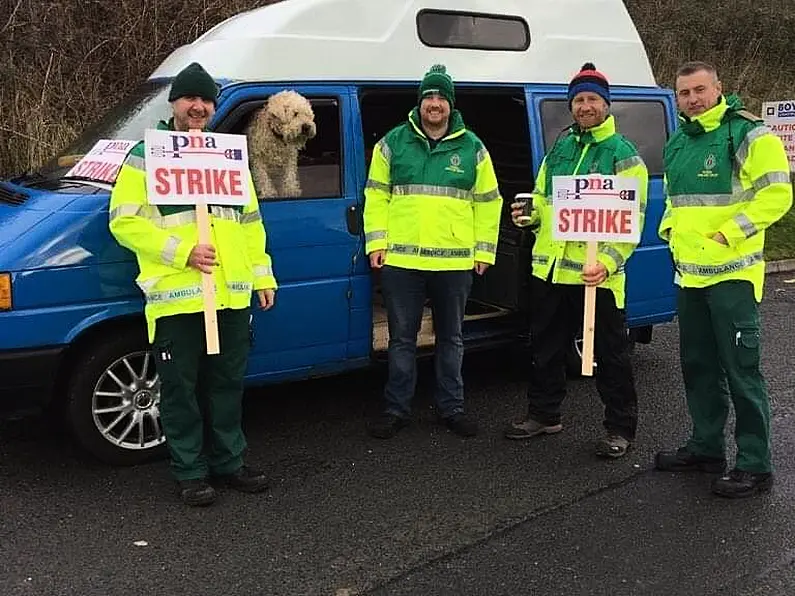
top-left (212, 466), bottom-right (269, 494)
top-left (369, 413), bottom-right (410, 439)
top-left (442, 413), bottom-right (478, 437)
top-left (177, 478), bottom-right (217, 507)
top-left (655, 446), bottom-right (726, 473)
top-left (712, 469), bottom-right (774, 498)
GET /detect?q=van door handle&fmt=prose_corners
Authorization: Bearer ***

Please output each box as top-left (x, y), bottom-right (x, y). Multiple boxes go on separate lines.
top-left (346, 204), bottom-right (361, 235)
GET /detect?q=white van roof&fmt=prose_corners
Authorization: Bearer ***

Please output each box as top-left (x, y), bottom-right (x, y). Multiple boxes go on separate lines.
top-left (150, 0), bottom-right (657, 88)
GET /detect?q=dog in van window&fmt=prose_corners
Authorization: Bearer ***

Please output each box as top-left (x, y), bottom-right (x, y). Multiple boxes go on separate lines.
top-left (245, 90), bottom-right (316, 198)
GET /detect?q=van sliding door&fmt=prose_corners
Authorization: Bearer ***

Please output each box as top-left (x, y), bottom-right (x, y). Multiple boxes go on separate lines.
top-left (213, 85), bottom-right (366, 381)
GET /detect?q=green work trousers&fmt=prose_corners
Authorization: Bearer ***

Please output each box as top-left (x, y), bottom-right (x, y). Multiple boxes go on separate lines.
top-left (153, 308), bottom-right (251, 481)
top-left (678, 280), bottom-right (771, 473)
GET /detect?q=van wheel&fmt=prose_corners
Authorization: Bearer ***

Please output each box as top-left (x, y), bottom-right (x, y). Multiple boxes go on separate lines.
top-left (65, 330), bottom-right (166, 466)
top-left (565, 332), bottom-right (635, 378)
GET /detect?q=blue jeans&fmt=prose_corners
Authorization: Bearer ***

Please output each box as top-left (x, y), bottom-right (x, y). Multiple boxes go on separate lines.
top-left (380, 265), bottom-right (473, 419)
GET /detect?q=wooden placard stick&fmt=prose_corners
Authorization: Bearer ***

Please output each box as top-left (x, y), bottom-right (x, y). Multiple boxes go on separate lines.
top-left (581, 241), bottom-right (598, 376)
top-left (190, 128), bottom-right (220, 355)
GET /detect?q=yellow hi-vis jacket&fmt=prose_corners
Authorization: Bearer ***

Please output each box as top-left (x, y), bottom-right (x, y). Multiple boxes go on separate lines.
top-left (523, 115), bottom-right (648, 309)
top-left (363, 108), bottom-right (503, 270)
top-left (109, 128), bottom-right (277, 343)
top-left (659, 95), bottom-right (793, 301)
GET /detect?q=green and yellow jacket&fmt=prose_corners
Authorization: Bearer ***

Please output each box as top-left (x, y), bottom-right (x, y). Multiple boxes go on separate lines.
top-left (526, 115), bottom-right (648, 308)
top-left (363, 108), bottom-right (503, 271)
top-left (109, 119), bottom-right (277, 342)
top-left (659, 95), bottom-right (793, 301)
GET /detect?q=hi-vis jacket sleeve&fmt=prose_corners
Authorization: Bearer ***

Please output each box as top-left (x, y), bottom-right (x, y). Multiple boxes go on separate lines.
top-left (658, 174), bottom-right (673, 242)
top-left (243, 174), bottom-right (277, 291)
top-left (473, 147), bottom-right (503, 264)
top-left (363, 139), bottom-right (391, 254)
top-left (526, 158), bottom-right (548, 227)
top-left (597, 155), bottom-right (649, 276)
top-left (109, 151), bottom-right (193, 271)
top-left (717, 129), bottom-right (793, 248)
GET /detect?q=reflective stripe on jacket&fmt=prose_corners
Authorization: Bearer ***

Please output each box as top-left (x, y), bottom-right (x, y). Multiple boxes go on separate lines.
top-left (363, 108), bottom-right (503, 271)
top-left (109, 120), bottom-right (277, 342)
top-left (659, 95), bottom-right (792, 301)
top-left (528, 115), bottom-right (648, 309)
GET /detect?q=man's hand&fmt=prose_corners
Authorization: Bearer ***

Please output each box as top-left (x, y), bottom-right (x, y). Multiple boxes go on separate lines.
top-left (257, 289), bottom-right (276, 310)
top-left (474, 262), bottom-right (490, 276)
top-left (369, 250), bottom-right (386, 269)
top-left (510, 201), bottom-right (533, 227)
top-left (188, 244), bottom-right (217, 274)
top-left (582, 262), bottom-right (608, 286)
top-left (712, 232), bottom-right (728, 246)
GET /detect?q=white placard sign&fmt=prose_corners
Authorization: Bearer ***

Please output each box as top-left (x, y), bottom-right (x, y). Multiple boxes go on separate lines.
top-left (64, 139), bottom-right (137, 184)
top-left (763, 100), bottom-right (795, 171)
top-left (551, 175), bottom-right (641, 244)
top-left (144, 129), bottom-right (251, 206)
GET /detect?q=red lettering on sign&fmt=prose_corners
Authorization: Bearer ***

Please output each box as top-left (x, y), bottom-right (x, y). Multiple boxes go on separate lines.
top-left (213, 170), bottom-right (229, 195)
top-left (153, 168), bottom-right (246, 198)
top-left (154, 168), bottom-right (170, 194)
top-left (620, 210), bottom-right (632, 234)
top-left (186, 169), bottom-right (203, 194)
top-left (557, 207), bottom-right (634, 236)
top-left (228, 170), bottom-right (242, 196)
top-left (559, 208), bottom-right (570, 233)
top-left (605, 209), bottom-right (619, 233)
top-left (583, 209), bottom-right (596, 232)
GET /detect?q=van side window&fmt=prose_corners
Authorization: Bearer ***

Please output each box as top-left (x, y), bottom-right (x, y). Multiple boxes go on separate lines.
top-left (219, 96), bottom-right (342, 200)
top-left (539, 100), bottom-right (669, 176)
top-left (416, 9), bottom-right (530, 51)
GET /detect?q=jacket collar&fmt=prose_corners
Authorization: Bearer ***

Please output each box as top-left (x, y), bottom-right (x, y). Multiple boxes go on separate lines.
top-left (572, 114), bottom-right (616, 145)
top-left (678, 94), bottom-right (745, 136)
top-left (408, 108), bottom-right (466, 142)
top-left (680, 95), bottom-right (728, 135)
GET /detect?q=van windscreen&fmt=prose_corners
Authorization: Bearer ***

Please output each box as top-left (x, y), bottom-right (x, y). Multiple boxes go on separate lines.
top-left (34, 80), bottom-right (173, 183)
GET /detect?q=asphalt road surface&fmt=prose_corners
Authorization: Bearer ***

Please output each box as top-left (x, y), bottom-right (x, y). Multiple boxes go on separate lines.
top-left (1, 274), bottom-right (794, 596)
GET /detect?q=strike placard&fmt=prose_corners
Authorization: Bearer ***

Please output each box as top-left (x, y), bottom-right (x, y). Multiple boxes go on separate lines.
top-left (64, 139), bottom-right (137, 184)
top-left (552, 175), bottom-right (641, 243)
top-left (145, 129), bottom-right (251, 206)
top-left (763, 100), bottom-right (795, 171)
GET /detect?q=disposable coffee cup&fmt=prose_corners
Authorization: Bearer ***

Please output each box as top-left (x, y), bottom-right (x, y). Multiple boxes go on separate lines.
top-left (514, 192), bottom-right (534, 224)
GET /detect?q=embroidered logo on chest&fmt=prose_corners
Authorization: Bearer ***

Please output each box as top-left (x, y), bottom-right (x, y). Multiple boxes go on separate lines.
top-left (445, 153), bottom-right (465, 174)
top-left (698, 153), bottom-right (719, 178)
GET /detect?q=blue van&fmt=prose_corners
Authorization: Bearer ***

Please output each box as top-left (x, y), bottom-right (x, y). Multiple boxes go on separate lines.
top-left (0, 0), bottom-right (677, 464)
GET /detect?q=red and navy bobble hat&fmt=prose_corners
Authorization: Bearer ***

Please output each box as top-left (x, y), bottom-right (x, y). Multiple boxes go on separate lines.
top-left (567, 62), bottom-right (611, 108)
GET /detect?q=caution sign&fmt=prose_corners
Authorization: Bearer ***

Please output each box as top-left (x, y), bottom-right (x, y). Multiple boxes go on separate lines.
top-left (144, 129), bottom-right (251, 206)
top-left (763, 101), bottom-right (795, 171)
top-left (552, 175), bottom-right (641, 243)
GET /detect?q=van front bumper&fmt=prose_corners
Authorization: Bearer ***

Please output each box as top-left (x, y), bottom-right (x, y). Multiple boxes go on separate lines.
top-left (0, 346), bottom-right (64, 416)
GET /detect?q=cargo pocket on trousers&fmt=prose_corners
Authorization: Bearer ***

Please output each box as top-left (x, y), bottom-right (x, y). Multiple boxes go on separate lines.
top-left (735, 326), bottom-right (760, 369)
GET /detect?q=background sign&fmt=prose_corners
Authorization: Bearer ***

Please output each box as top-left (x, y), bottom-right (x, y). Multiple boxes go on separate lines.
top-left (145, 129), bottom-right (251, 206)
top-left (552, 175), bottom-right (641, 243)
top-left (763, 101), bottom-right (795, 171)
top-left (64, 139), bottom-right (137, 184)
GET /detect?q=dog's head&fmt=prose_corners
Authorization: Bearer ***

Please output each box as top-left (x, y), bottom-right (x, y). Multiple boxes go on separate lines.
top-left (264, 90), bottom-right (317, 147)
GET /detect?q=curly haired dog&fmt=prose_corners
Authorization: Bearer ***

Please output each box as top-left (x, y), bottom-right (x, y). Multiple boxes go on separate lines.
top-left (245, 90), bottom-right (316, 198)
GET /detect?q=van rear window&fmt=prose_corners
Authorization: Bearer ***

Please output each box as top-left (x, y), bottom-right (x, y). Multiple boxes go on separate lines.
top-left (416, 10), bottom-right (530, 51)
top-left (540, 100), bottom-right (669, 176)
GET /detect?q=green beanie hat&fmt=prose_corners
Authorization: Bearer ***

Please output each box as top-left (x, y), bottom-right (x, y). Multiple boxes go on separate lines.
top-left (168, 62), bottom-right (219, 105)
top-left (418, 64), bottom-right (455, 108)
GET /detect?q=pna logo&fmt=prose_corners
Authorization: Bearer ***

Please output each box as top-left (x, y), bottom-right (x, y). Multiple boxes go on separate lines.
top-left (570, 176), bottom-right (636, 201)
top-left (169, 133), bottom-right (218, 158)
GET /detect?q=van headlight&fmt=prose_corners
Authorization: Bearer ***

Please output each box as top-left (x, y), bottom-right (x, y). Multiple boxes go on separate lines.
top-left (0, 273), bottom-right (12, 311)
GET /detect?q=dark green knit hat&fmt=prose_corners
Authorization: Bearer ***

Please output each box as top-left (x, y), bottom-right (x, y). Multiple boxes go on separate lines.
top-left (418, 64), bottom-right (455, 108)
top-left (168, 62), bottom-right (219, 105)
